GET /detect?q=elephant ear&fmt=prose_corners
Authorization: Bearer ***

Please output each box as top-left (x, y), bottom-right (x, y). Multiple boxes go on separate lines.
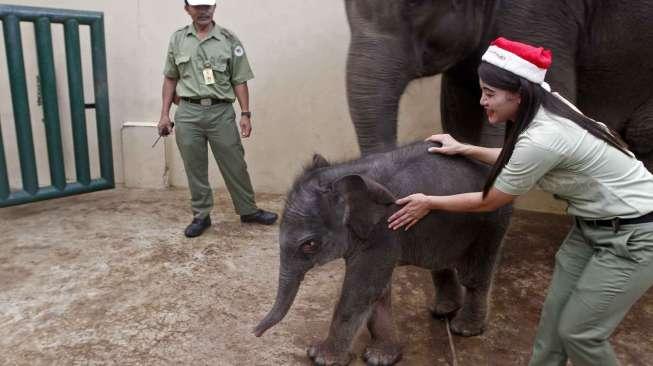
top-left (333, 175), bottom-right (396, 241)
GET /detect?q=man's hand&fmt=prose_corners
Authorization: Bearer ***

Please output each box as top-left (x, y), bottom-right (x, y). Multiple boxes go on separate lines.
top-left (240, 115), bottom-right (252, 138)
top-left (158, 116), bottom-right (174, 136)
top-left (388, 193), bottom-right (432, 231)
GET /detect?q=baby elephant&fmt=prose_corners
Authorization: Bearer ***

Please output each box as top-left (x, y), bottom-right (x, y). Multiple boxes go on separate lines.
top-left (254, 142), bottom-right (512, 365)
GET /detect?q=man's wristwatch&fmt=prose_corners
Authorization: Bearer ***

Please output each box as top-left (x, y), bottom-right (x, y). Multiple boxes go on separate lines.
top-left (241, 111), bottom-right (252, 118)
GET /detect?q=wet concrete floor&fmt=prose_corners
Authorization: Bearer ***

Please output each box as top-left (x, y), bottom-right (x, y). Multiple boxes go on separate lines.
top-left (1, 188), bottom-right (651, 365)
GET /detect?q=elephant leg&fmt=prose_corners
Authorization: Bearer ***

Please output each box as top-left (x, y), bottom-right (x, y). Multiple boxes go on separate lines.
top-left (441, 62), bottom-right (502, 148)
top-left (430, 268), bottom-right (464, 318)
top-left (449, 221), bottom-right (507, 337)
top-left (450, 278), bottom-right (490, 337)
top-left (363, 284), bottom-right (402, 366)
top-left (623, 96), bottom-right (653, 173)
top-left (308, 252), bottom-right (396, 366)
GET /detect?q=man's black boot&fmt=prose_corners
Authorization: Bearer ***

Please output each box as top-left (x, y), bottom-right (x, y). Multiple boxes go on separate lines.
top-left (240, 209), bottom-right (278, 225)
top-left (184, 216), bottom-right (211, 237)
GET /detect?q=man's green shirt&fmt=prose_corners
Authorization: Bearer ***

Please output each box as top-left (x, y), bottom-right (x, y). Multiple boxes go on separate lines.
top-left (163, 23), bottom-right (254, 101)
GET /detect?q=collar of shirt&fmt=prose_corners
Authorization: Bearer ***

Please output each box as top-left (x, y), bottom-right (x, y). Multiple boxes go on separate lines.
top-left (184, 22), bottom-right (224, 42)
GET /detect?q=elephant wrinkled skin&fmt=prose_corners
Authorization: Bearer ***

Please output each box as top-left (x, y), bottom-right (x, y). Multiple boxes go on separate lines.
top-left (345, 0), bottom-right (653, 172)
top-left (255, 142), bottom-right (512, 365)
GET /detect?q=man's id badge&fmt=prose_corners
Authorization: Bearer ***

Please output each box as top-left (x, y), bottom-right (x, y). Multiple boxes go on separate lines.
top-left (203, 67), bottom-right (216, 85)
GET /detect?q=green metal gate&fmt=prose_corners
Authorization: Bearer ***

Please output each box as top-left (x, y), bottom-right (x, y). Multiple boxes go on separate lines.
top-left (0, 4), bottom-right (113, 207)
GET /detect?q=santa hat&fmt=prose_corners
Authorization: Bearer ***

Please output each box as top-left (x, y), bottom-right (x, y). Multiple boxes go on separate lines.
top-left (481, 37), bottom-right (552, 86)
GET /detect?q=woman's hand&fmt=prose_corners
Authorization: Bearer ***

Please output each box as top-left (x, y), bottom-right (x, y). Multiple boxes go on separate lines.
top-left (388, 193), bottom-right (432, 231)
top-left (425, 134), bottom-right (468, 156)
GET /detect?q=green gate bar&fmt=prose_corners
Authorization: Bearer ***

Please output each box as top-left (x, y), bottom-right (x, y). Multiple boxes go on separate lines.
top-left (0, 127), bottom-right (9, 200)
top-left (3, 14), bottom-right (39, 195)
top-left (0, 5), bottom-right (103, 24)
top-left (0, 4), bottom-right (114, 208)
top-left (64, 18), bottom-right (91, 186)
top-left (35, 17), bottom-right (67, 191)
top-left (90, 17), bottom-right (114, 184)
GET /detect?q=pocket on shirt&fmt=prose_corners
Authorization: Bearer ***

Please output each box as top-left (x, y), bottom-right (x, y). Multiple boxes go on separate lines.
top-left (175, 55), bottom-right (191, 79)
top-left (211, 59), bottom-right (230, 86)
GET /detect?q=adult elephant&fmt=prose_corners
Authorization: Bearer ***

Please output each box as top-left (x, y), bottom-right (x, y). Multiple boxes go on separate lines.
top-left (345, 0), bottom-right (653, 171)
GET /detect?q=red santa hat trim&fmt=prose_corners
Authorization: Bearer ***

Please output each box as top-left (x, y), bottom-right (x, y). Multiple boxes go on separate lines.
top-left (481, 37), bottom-right (552, 85)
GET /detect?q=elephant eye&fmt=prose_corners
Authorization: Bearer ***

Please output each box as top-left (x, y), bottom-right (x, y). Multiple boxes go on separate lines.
top-left (300, 240), bottom-right (320, 254)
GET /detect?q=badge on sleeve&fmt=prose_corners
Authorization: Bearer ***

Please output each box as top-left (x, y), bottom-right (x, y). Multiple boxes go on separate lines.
top-left (234, 45), bottom-right (245, 57)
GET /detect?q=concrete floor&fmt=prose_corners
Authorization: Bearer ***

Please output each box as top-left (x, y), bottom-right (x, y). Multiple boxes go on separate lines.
top-left (1, 188), bottom-right (651, 366)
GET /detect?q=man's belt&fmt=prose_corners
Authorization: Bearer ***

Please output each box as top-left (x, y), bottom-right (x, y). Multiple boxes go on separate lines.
top-left (580, 211), bottom-right (653, 232)
top-left (181, 97), bottom-right (230, 106)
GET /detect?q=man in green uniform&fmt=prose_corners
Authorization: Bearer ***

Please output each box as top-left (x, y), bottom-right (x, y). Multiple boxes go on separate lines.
top-left (158, 0), bottom-right (277, 238)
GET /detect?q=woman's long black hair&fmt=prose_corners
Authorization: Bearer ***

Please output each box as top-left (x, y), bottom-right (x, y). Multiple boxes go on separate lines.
top-left (478, 62), bottom-right (631, 197)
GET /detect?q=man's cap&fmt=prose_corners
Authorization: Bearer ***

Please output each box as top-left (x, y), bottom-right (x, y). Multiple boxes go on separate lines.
top-left (481, 37), bottom-right (552, 85)
top-left (187, 0), bottom-right (216, 5)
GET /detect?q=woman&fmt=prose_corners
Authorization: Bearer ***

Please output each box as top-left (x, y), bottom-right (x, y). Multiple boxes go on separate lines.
top-left (388, 37), bottom-right (653, 366)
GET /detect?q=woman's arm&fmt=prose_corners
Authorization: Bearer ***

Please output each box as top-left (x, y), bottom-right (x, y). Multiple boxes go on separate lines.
top-left (426, 134), bottom-right (501, 165)
top-left (458, 145), bottom-right (502, 165)
top-left (388, 188), bottom-right (517, 231)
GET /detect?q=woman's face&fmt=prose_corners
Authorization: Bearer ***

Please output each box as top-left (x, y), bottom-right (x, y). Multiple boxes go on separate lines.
top-left (479, 80), bottom-right (521, 124)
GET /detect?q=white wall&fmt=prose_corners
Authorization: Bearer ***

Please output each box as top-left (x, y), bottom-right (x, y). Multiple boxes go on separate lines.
top-left (1, 0), bottom-right (439, 191)
top-left (1, 0), bottom-right (563, 213)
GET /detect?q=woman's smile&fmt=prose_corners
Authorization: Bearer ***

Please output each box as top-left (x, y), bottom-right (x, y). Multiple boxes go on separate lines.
top-left (479, 79), bottom-right (520, 123)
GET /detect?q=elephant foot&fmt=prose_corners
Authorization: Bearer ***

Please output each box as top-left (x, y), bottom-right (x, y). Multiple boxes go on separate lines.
top-left (308, 341), bottom-right (354, 366)
top-left (363, 342), bottom-right (402, 366)
top-left (449, 315), bottom-right (485, 337)
top-left (430, 269), bottom-right (464, 319)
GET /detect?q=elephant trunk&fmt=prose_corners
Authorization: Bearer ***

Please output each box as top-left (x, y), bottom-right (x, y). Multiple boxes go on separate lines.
top-left (253, 268), bottom-right (303, 337)
top-left (346, 36), bottom-right (413, 155)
